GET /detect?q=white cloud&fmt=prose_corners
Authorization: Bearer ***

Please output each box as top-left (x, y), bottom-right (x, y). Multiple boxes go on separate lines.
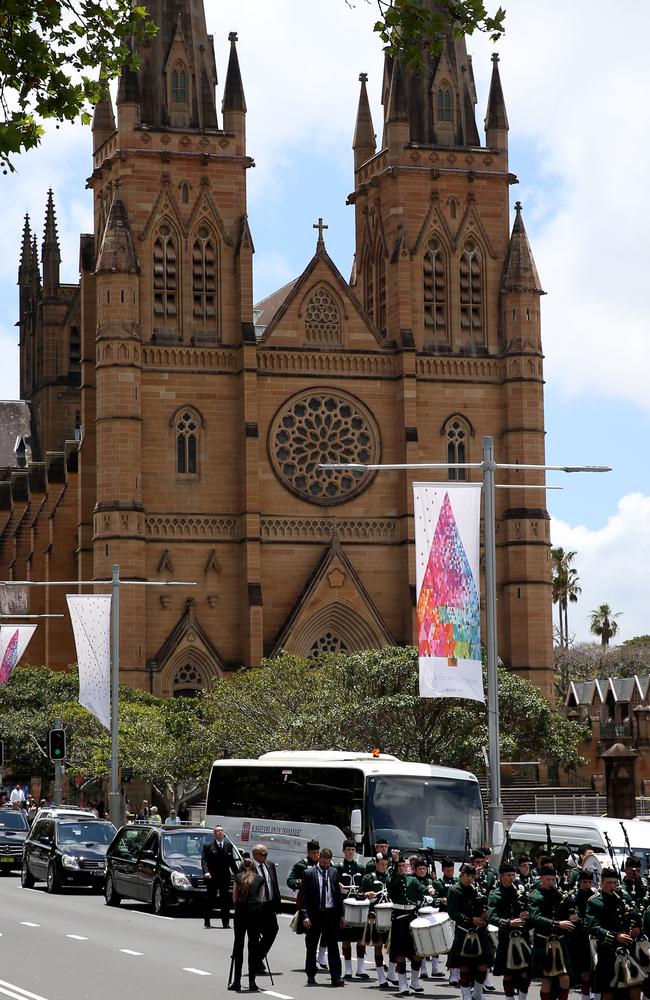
top-left (551, 493), bottom-right (650, 645)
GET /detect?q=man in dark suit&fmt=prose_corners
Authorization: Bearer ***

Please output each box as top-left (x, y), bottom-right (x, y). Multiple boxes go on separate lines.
top-left (201, 825), bottom-right (239, 928)
top-left (252, 843), bottom-right (282, 969)
top-left (301, 847), bottom-right (345, 987)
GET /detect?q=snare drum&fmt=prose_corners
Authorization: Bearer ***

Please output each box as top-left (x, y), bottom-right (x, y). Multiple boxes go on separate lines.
top-left (374, 901), bottom-right (393, 932)
top-left (410, 911), bottom-right (455, 955)
top-left (344, 897), bottom-right (370, 927)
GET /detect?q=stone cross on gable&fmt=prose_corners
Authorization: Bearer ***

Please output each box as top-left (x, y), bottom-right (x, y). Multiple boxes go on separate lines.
top-left (313, 217), bottom-right (328, 247)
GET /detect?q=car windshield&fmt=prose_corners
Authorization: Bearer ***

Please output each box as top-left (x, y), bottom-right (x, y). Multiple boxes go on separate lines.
top-left (57, 822), bottom-right (117, 846)
top-left (161, 830), bottom-right (222, 861)
top-left (0, 810), bottom-right (28, 831)
top-left (366, 775), bottom-right (484, 855)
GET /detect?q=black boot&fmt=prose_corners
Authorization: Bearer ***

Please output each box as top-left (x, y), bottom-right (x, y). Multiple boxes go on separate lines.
top-left (249, 981), bottom-right (259, 993)
top-left (227, 982), bottom-right (241, 992)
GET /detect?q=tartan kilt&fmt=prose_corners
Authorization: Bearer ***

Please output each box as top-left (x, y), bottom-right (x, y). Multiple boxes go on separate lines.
top-left (493, 930), bottom-right (532, 977)
top-left (531, 932), bottom-right (572, 979)
top-left (448, 926), bottom-right (494, 968)
top-left (389, 909), bottom-right (418, 960)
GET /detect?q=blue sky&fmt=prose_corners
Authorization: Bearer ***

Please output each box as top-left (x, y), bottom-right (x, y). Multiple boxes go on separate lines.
top-left (0, 0), bottom-right (648, 643)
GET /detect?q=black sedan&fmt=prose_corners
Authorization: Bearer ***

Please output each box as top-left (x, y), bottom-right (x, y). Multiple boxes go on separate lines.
top-left (104, 824), bottom-right (241, 914)
top-left (0, 807), bottom-right (29, 873)
top-left (21, 817), bottom-right (117, 892)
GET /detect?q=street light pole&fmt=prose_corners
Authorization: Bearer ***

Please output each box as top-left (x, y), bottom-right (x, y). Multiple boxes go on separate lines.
top-left (53, 716), bottom-right (63, 806)
top-left (109, 565), bottom-right (121, 828)
top-left (482, 437), bottom-right (502, 839)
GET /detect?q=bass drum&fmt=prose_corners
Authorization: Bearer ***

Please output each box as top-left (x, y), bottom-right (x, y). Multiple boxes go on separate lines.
top-left (410, 912), bottom-right (455, 956)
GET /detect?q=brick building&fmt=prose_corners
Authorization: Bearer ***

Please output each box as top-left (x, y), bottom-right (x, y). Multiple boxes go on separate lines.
top-left (0, 0), bottom-right (554, 699)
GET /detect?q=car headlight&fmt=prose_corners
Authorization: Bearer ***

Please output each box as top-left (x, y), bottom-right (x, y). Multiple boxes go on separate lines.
top-left (62, 854), bottom-right (80, 870)
top-left (171, 871), bottom-right (191, 889)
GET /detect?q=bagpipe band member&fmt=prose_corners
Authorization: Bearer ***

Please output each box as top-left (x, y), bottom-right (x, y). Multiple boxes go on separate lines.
top-left (586, 866), bottom-right (644, 1000)
top-left (337, 839), bottom-right (369, 982)
top-left (528, 864), bottom-right (577, 1000)
top-left (488, 862), bottom-right (532, 1000)
top-left (447, 863), bottom-right (495, 1000)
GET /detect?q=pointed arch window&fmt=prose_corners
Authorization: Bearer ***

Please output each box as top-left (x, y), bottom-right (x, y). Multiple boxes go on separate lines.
top-left (176, 409), bottom-right (199, 476)
top-left (437, 88), bottom-right (452, 123)
top-left (459, 240), bottom-right (483, 336)
top-left (445, 417), bottom-right (469, 481)
top-left (69, 325), bottom-right (81, 367)
top-left (171, 62), bottom-right (188, 105)
top-left (304, 286), bottom-right (342, 344)
top-left (153, 223), bottom-right (178, 325)
top-left (173, 662), bottom-right (205, 697)
top-left (377, 250), bottom-right (387, 334)
top-left (362, 241), bottom-right (387, 334)
top-left (192, 225), bottom-right (218, 330)
top-left (423, 235), bottom-right (448, 346)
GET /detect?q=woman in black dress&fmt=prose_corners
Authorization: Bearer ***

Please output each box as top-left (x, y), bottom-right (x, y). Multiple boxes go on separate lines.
top-left (229, 858), bottom-right (265, 993)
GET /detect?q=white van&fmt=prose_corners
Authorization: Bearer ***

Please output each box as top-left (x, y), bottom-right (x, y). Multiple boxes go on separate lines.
top-left (504, 814), bottom-right (650, 872)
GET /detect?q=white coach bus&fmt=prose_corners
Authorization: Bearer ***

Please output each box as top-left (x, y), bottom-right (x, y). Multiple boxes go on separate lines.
top-left (205, 750), bottom-right (484, 894)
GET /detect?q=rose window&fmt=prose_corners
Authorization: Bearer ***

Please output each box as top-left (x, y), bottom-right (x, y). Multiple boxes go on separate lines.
top-left (268, 390), bottom-right (380, 504)
top-left (310, 633), bottom-right (349, 657)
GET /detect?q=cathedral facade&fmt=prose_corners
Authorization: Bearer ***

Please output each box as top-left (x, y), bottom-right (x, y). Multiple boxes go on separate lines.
top-left (0, 0), bottom-right (554, 699)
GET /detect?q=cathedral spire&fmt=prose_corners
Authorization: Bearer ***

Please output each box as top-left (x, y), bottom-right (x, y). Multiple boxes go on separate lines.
top-left (92, 72), bottom-right (116, 153)
top-left (503, 202), bottom-right (544, 295)
top-left (353, 73), bottom-right (376, 170)
top-left (222, 32), bottom-right (246, 114)
top-left (42, 189), bottom-right (60, 294)
top-left (31, 233), bottom-right (40, 287)
top-left (96, 197), bottom-right (139, 275)
top-left (126, 0), bottom-right (218, 130)
top-left (381, 20), bottom-right (480, 147)
top-left (485, 53), bottom-right (508, 152)
top-left (19, 215), bottom-right (32, 285)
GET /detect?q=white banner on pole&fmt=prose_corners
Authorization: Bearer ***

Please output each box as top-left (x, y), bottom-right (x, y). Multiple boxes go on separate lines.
top-left (414, 482), bottom-right (484, 701)
top-left (0, 626), bottom-right (37, 685)
top-left (66, 595), bottom-right (111, 729)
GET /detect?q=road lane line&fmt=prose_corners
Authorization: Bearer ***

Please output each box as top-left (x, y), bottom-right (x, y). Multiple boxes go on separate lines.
top-left (182, 968), bottom-right (212, 976)
top-left (19, 922), bottom-right (39, 928)
top-left (65, 934), bottom-right (88, 940)
top-left (263, 992), bottom-right (294, 999)
top-left (119, 949), bottom-right (143, 956)
top-left (0, 988), bottom-right (43, 1000)
top-left (0, 979), bottom-right (50, 1000)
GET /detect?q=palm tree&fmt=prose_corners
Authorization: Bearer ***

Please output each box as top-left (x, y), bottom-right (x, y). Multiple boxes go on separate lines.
top-left (590, 604), bottom-right (622, 647)
top-left (551, 547), bottom-right (581, 647)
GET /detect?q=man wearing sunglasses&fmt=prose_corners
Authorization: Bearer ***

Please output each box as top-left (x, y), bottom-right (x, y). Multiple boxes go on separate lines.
top-left (252, 843), bottom-right (282, 972)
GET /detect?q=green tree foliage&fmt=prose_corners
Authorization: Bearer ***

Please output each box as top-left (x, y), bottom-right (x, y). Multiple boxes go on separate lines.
top-left (205, 647), bottom-right (587, 772)
top-left (0, 1), bottom-right (155, 173)
top-left (369, 0), bottom-right (505, 68)
top-left (590, 603), bottom-right (622, 647)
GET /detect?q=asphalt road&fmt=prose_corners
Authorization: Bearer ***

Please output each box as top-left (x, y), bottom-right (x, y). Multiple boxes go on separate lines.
top-left (0, 874), bottom-right (545, 1000)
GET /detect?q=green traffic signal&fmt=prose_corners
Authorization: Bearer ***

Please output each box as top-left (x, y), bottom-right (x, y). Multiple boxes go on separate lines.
top-left (48, 729), bottom-right (66, 762)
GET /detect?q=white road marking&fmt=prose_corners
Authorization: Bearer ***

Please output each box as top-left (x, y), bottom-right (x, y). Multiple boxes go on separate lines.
top-left (119, 949), bottom-right (143, 956)
top-left (19, 922), bottom-right (39, 928)
top-left (65, 934), bottom-right (88, 941)
top-left (182, 968), bottom-right (212, 976)
top-left (263, 992), bottom-right (294, 999)
top-left (0, 978), bottom-right (50, 1000)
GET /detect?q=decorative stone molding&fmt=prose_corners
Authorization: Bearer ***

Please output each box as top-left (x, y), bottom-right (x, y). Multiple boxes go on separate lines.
top-left (416, 356), bottom-right (503, 379)
top-left (145, 514), bottom-right (239, 538)
top-left (260, 516), bottom-right (399, 542)
top-left (141, 345), bottom-right (237, 371)
top-left (257, 349), bottom-right (396, 377)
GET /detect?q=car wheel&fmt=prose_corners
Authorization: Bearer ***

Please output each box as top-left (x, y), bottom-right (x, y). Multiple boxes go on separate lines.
top-left (46, 862), bottom-right (59, 894)
top-left (21, 859), bottom-right (35, 889)
top-left (152, 880), bottom-right (166, 915)
top-left (105, 873), bottom-right (121, 906)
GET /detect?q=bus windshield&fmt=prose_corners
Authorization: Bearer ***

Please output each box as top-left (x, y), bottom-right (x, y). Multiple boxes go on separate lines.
top-left (366, 775), bottom-right (483, 854)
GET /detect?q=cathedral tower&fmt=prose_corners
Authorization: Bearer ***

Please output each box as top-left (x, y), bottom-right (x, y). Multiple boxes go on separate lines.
top-left (350, 31), bottom-right (553, 694)
top-left (84, 0), bottom-right (253, 689)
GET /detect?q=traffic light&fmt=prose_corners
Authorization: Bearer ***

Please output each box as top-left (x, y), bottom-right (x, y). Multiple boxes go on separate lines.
top-left (48, 729), bottom-right (66, 762)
